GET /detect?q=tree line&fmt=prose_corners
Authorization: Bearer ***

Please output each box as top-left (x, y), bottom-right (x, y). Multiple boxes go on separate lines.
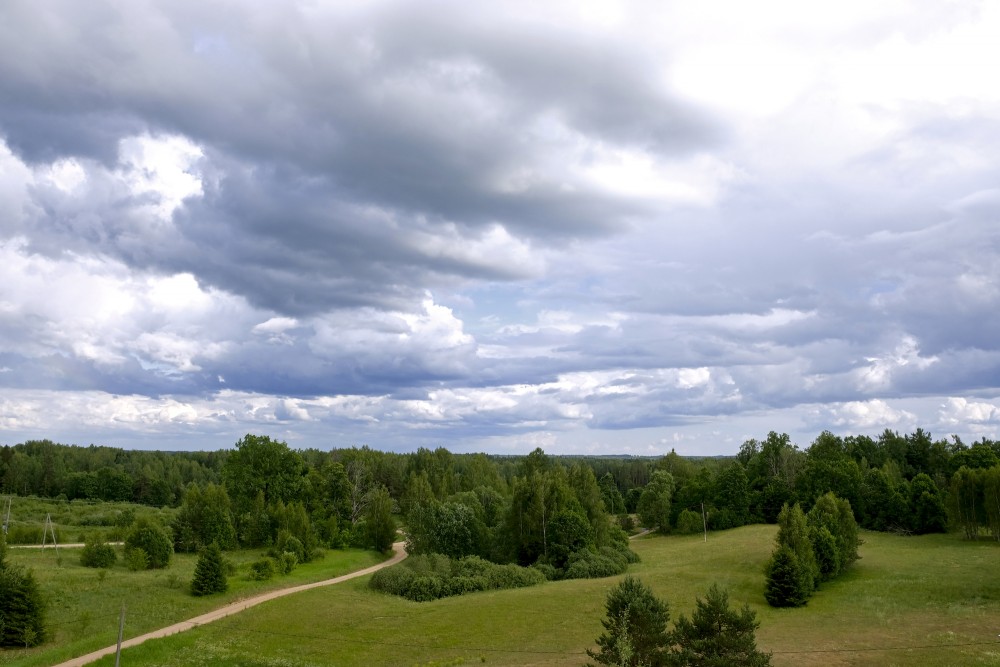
top-left (4, 428), bottom-right (1000, 549)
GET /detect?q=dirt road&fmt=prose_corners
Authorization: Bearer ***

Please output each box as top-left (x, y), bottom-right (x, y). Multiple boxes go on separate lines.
top-left (51, 542), bottom-right (408, 667)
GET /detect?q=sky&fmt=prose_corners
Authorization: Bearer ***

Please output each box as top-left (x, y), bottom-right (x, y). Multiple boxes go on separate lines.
top-left (1, 0), bottom-right (1000, 455)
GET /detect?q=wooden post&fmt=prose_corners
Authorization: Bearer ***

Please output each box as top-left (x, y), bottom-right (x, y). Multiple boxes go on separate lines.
top-left (115, 603), bottom-right (126, 667)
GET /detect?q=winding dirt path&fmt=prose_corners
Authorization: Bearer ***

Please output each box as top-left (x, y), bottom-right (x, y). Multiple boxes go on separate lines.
top-left (51, 542), bottom-right (407, 667)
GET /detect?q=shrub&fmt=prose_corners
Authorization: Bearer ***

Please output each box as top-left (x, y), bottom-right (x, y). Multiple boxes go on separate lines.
top-left (191, 543), bottom-right (228, 596)
top-left (370, 554), bottom-right (545, 602)
top-left (80, 536), bottom-right (117, 569)
top-left (248, 558), bottom-right (275, 581)
top-left (564, 547), bottom-right (630, 580)
top-left (125, 548), bottom-right (150, 572)
top-left (125, 518), bottom-right (172, 569)
top-left (278, 551), bottom-right (298, 575)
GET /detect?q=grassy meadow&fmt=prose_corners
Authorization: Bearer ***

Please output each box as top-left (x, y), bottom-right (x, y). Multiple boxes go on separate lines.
top-left (1, 543), bottom-right (389, 667)
top-left (12, 524), bottom-right (993, 667)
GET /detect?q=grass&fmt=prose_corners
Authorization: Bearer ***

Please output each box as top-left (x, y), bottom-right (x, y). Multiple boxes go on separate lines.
top-left (43, 525), bottom-right (1000, 667)
top-left (1, 544), bottom-right (389, 666)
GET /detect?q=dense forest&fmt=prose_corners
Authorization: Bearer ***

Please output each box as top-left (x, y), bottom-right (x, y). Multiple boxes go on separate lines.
top-left (3, 429), bottom-right (1000, 557)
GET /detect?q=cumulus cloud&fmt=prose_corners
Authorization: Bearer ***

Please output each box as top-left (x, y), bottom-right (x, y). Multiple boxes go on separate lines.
top-left (2, 1), bottom-right (1000, 452)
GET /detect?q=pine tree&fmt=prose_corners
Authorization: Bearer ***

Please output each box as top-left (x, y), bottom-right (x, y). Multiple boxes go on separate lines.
top-left (191, 543), bottom-right (228, 596)
top-left (588, 575), bottom-right (671, 667)
top-left (670, 584), bottom-right (771, 666)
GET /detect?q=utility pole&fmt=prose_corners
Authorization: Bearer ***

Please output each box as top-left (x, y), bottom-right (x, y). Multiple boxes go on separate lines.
top-left (115, 603), bottom-right (126, 667)
top-left (701, 502), bottom-right (708, 543)
top-left (41, 513), bottom-right (59, 554)
top-left (2, 496), bottom-right (10, 536)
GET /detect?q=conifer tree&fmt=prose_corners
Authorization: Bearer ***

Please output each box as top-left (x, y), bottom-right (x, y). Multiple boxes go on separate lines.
top-left (0, 530), bottom-right (47, 647)
top-left (763, 545), bottom-right (809, 607)
top-left (671, 583), bottom-right (771, 666)
top-left (589, 576), bottom-right (671, 666)
top-left (190, 542), bottom-right (228, 596)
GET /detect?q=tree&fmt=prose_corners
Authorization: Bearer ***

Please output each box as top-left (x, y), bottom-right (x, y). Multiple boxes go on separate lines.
top-left (670, 583), bottom-right (771, 666)
top-left (173, 482), bottom-right (237, 552)
top-left (222, 434), bottom-right (306, 517)
top-left (908, 473), bottom-right (947, 534)
top-left (637, 471), bottom-right (675, 533)
top-left (763, 545), bottom-right (809, 608)
top-left (0, 530), bottom-right (46, 647)
top-left (125, 518), bottom-right (173, 569)
top-left (191, 543), bottom-right (228, 596)
top-left (588, 576), bottom-right (671, 667)
top-left (807, 492), bottom-right (860, 577)
top-left (547, 509), bottom-right (593, 569)
top-left (365, 484), bottom-right (396, 552)
top-left (774, 503), bottom-right (816, 592)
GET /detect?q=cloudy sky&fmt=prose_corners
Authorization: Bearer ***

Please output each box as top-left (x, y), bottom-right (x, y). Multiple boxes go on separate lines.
top-left (1, 0), bottom-right (999, 455)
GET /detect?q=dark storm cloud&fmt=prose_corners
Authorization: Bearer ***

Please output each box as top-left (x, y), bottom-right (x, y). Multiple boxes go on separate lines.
top-left (0, 0), bottom-right (718, 317)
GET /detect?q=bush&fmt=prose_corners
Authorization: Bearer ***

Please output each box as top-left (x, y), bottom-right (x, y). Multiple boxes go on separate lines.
top-left (369, 554), bottom-right (545, 602)
top-left (191, 543), bottom-right (228, 596)
top-left (80, 536), bottom-right (117, 569)
top-left (125, 518), bottom-right (172, 569)
top-left (278, 551), bottom-right (298, 575)
top-left (564, 547), bottom-right (630, 579)
top-left (125, 548), bottom-right (149, 571)
top-left (248, 558), bottom-right (275, 581)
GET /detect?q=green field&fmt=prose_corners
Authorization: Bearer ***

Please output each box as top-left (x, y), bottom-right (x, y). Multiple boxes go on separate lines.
top-left (1, 545), bottom-right (389, 667)
top-left (8, 525), bottom-right (993, 667)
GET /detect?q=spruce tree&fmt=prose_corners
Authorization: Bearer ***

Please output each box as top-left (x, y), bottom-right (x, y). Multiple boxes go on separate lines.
top-left (0, 556), bottom-right (47, 647)
top-left (191, 543), bottom-right (228, 596)
top-left (764, 545), bottom-right (809, 608)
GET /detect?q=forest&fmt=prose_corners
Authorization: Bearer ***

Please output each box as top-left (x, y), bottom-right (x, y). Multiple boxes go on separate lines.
top-left (3, 429), bottom-right (999, 554)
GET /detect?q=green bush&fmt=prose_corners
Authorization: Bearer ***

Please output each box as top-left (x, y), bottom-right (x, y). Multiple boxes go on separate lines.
top-left (564, 547), bottom-right (629, 579)
top-left (124, 548), bottom-right (149, 571)
top-left (125, 518), bottom-right (172, 569)
top-left (80, 536), bottom-right (117, 568)
top-left (369, 554), bottom-right (545, 602)
top-left (248, 558), bottom-right (275, 581)
top-left (278, 551), bottom-right (298, 574)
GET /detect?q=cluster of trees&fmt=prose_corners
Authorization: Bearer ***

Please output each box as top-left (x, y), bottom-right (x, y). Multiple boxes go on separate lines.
top-left (622, 429), bottom-right (991, 538)
top-left (0, 531), bottom-right (46, 647)
top-left (588, 576), bottom-right (770, 667)
top-left (1, 440), bottom-right (225, 506)
top-left (764, 494), bottom-right (860, 607)
top-left (950, 465), bottom-right (1000, 540)
top-left (402, 448), bottom-right (638, 581)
